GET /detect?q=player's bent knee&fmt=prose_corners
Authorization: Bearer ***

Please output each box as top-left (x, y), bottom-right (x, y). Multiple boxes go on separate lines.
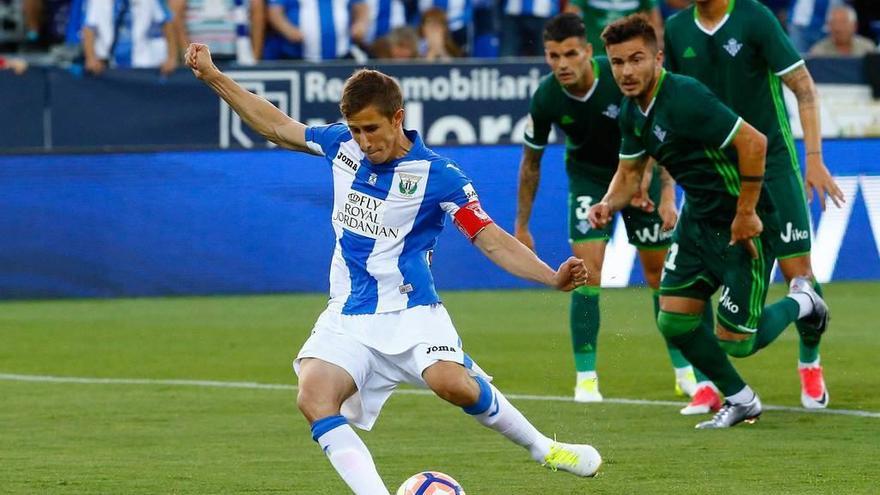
top-left (656, 310), bottom-right (701, 339)
top-left (718, 336), bottom-right (756, 358)
top-left (296, 383), bottom-right (343, 421)
top-left (424, 362), bottom-right (480, 407)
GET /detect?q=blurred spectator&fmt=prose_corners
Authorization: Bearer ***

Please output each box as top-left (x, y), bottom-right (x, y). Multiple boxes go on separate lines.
top-left (0, 55), bottom-right (28, 74)
top-left (371, 24), bottom-right (419, 58)
top-left (168, 0), bottom-right (266, 64)
top-left (500, 0), bottom-right (560, 57)
top-left (264, 0), bottom-right (369, 61)
top-left (364, 0), bottom-right (407, 45)
top-left (789, 0), bottom-right (843, 53)
top-left (565, 0), bottom-right (662, 52)
top-left (23, 0), bottom-right (41, 43)
top-left (418, 0), bottom-right (473, 54)
top-left (809, 4), bottom-right (876, 56)
top-left (420, 6), bottom-right (461, 61)
top-left (81, 0), bottom-right (178, 75)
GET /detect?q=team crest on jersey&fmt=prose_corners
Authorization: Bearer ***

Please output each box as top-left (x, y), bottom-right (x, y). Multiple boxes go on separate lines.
top-left (368, 173), bottom-right (378, 186)
top-left (653, 124), bottom-right (667, 143)
top-left (398, 173), bottom-right (422, 196)
top-left (603, 104), bottom-right (620, 119)
top-left (723, 38), bottom-right (743, 57)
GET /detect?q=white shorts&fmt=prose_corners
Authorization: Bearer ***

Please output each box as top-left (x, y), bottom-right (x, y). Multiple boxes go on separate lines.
top-left (293, 304), bottom-right (491, 431)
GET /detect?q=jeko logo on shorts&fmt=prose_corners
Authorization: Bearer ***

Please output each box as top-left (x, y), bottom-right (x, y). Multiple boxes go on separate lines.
top-left (219, 71), bottom-right (300, 148)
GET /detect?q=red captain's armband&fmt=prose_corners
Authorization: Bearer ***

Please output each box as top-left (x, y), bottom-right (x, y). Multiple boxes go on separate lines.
top-left (453, 201), bottom-right (494, 240)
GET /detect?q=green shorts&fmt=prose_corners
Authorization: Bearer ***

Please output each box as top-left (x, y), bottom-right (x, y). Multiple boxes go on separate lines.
top-left (568, 169), bottom-right (672, 249)
top-left (659, 207), bottom-right (778, 334)
top-left (766, 165), bottom-right (811, 259)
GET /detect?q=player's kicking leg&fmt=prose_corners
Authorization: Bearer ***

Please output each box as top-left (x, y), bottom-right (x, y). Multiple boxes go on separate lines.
top-left (297, 358), bottom-right (390, 495)
top-left (423, 361), bottom-right (602, 477)
top-left (569, 239), bottom-right (607, 402)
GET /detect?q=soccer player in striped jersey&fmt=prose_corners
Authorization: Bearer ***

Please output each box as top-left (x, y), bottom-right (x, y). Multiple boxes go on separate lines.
top-left (664, 0), bottom-right (845, 412)
top-left (517, 13), bottom-right (702, 403)
top-left (187, 43), bottom-right (603, 494)
top-left (500, 0), bottom-right (561, 57)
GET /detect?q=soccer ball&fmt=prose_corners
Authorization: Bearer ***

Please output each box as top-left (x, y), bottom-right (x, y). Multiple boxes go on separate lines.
top-left (396, 471), bottom-right (466, 495)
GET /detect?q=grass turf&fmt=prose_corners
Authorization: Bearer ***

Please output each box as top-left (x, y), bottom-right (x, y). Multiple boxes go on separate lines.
top-left (1, 283), bottom-right (878, 494)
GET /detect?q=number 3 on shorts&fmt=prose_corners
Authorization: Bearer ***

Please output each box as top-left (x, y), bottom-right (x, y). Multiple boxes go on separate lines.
top-left (575, 196), bottom-right (593, 221)
top-left (664, 242), bottom-right (679, 271)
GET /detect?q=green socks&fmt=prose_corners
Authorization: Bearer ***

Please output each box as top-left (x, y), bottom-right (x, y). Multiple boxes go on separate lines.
top-left (754, 297), bottom-right (800, 352)
top-left (797, 281), bottom-right (823, 363)
top-left (571, 286), bottom-right (600, 372)
top-left (653, 293), bottom-right (691, 369)
top-left (657, 311), bottom-right (746, 396)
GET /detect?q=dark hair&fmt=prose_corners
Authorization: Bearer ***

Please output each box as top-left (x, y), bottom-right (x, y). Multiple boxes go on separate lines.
top-left (543, 13), bottom-right (586, 43)
top-left (339, 69), bottom-right (404, 119)
top-left (600, 14), bottom-right (658, 50)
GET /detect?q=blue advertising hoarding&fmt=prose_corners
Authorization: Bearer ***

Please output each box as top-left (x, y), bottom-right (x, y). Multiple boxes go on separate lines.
top-left (0, 140), bottom-right (875, 299)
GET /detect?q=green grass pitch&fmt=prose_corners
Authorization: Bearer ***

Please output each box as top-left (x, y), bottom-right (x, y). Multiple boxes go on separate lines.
top-left (1, 283), bottom-right (879, 494)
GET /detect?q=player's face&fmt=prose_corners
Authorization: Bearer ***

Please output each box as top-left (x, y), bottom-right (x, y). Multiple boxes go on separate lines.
top-left (347, 105), bottom-right (405, 164)
top-left (544, 37), bottom-right (593, 88)
top-left (607, 38), bottom-right (663, 99)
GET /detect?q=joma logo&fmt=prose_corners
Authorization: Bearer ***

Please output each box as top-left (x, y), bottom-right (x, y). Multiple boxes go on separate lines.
top-left (426, 345), bottom-right (456, 354)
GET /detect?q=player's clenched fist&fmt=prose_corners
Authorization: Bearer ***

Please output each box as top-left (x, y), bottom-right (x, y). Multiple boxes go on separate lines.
top-left (554, 256), bottom-right (589, 292)
top-left (185, 43), bottom-right (219, 82)
top-left (587, 202), bottom-right (612, 229)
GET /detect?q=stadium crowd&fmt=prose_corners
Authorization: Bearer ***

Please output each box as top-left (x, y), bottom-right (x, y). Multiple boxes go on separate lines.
top-left (0, 0), bottom-right (879, 74)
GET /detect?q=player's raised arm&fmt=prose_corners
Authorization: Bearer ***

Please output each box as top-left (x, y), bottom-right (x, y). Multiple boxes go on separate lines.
top-left (473, 223), bottom-right (588, 292)
top-left (587, 154), bottom-right (649, 229)
top-left (514, 145), bottom-right (545, 251)
top-left (185, 43), bottom-right (309, 152)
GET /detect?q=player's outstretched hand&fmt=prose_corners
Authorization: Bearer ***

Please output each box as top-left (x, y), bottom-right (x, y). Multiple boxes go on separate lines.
top-left (514, 226), bottom-right (536, 252)
top-left (805, 161), bottom-right (845, 210)
top-left (588, 202), bottom-right (612, 229)
top-left (554, 256), bottom-right (588, 292)
top-left (730, 211), bottom-right (763, 259)
top-left (185, 43), bottom-right (220, 82)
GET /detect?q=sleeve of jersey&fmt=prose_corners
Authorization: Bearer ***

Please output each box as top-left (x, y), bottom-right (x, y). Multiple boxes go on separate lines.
top-left (754, 3), bottom-right (803, 76)
top-left (618, 112), bottom-right (646, 160)
top-left (437, 165), bottom-right (495, 241)
top-left (304, 123), bottom-right (348, 157)
top-left (680, 83), bottom-right (743, 150)
top-left (523, 94), bottom-right (552, 150)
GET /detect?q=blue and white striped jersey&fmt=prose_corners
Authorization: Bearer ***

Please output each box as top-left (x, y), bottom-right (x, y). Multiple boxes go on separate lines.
top-left (503, 0), bottom-right (560, 18)
top-left (365, 0), bottom-right (407, 43)
top-left (268, 0), bottom-right (364, 61)
top-left (419, 0), bottom-right (473, 32)
top-left (305, 124), bottom-right (481, 315)
top-left (83, 0), bottom-right (171, 68)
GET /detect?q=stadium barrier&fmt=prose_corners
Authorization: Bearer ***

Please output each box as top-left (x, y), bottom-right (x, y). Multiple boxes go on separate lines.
top-left (0, 57), bottom-right (876, 153)
top-left (0, 141), bottom-right (875, 299)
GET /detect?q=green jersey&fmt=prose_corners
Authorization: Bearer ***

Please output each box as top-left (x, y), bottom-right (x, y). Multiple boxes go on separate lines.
top-left (571, 0), bottom-right (656, 51)
top-left (618, 70), bottom-right (772, 221)
top-left (524, 56), bottom-right (624, 183)
top-left (664, 0), bottom-right (803, 179)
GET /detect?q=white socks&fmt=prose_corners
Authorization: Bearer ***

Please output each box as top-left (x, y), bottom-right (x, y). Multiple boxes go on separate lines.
top-left (727, 385), bottom-right (756, 405)
top-left (470, 383), bottom-right (553, 462)
top-left (314, 420), bottom-right (389, 495)
top-left (787, 292), bottom-right (814, 319)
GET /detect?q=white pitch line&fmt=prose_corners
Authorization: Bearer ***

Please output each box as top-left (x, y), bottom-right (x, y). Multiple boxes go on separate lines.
top-left (2, 372), bottom-right (879, 419)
